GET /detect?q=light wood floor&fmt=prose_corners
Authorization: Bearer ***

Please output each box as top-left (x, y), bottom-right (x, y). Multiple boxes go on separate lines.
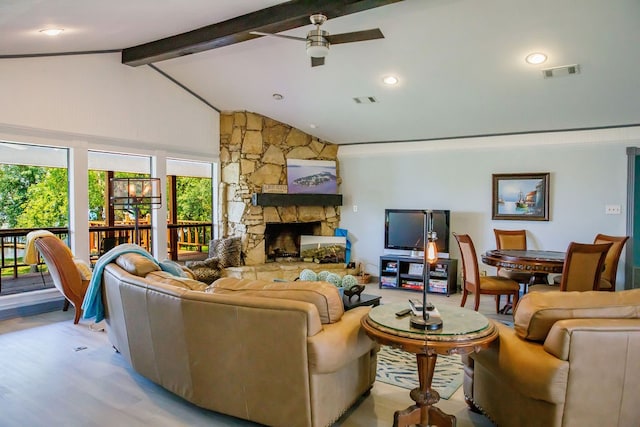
top-left (0, 284), bottom-right (508, 426)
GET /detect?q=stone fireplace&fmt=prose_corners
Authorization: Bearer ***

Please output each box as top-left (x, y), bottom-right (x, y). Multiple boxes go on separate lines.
top-left (219, 111), bottom-right (341, 266)
top-left (264, 221), bottom-right (321, 261)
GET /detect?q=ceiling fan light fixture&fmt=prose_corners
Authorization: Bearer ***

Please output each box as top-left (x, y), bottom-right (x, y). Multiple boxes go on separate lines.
top-left (525, 52), bottom-right (547, 65)
top-left (307, 44), bottom-right (329, 58)
top-left (306, 28), bottom-right (330, 57)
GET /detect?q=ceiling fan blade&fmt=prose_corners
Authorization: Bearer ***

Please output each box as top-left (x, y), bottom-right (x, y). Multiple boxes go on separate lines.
top-left (311, 57), bottom-right (325, 67)
top-left (325, 28), bottom-right (384, 44)
top-left (249, 31), bottom-right (307, 42)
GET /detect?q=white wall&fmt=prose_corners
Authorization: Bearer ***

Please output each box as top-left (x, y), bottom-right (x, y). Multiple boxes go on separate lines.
top-left (0, 53), bottom-right (218, 156)
top-left (339, 127), bottom-right (640, 289)
top-left (0, 52), bottom-right (219, 262)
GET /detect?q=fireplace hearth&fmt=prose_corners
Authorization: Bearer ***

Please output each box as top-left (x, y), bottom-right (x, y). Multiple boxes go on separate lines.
top-left (265, 221), bottom-right (321, 262)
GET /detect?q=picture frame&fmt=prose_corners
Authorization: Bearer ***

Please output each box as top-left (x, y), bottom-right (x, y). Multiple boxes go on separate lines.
top-left (286, 159), bottom-right (338, 194)
top-left (299, 235), bottom-right (346, 263)
top-left (492, 173), bottom-right (550, 221)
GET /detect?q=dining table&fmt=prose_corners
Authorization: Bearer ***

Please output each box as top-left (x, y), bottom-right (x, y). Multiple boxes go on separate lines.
top-left (481, 249), bottom-right (566, 313)
top-left (482, 249), bottom-right (566, 283)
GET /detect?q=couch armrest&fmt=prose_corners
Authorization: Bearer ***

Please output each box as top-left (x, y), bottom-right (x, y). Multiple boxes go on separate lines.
top-left (544, 318), bottom-right (640, 360)
top-left (307, 306), bottom-right (376, 374)
top-left (473, 322), bottom-right (569, 403)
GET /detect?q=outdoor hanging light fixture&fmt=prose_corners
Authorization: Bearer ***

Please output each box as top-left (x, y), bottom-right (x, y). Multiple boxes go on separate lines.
top-left (110, 178), bottom-right (161, 245)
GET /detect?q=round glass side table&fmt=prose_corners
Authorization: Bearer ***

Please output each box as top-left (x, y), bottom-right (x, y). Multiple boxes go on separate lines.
top-left (361, 302), bottom-right (498, 427)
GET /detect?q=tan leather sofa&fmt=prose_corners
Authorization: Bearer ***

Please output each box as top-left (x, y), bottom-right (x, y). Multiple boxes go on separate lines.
top-left (100, 253), bottom-right (378, 427)
top-left (463, 289), bottom-right (640, 427)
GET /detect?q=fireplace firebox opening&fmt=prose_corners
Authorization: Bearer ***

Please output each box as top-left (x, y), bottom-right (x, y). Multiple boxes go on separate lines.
top-left (265, 221), bottom-right (322, 262)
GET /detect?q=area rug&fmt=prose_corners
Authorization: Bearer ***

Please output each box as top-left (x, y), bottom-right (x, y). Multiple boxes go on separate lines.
top-left (375, 345), bottom-right (463, 399)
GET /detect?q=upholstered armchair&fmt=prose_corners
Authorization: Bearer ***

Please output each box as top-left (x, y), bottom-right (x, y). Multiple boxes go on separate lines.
top-left (463, 289), bottom-right (640, 427)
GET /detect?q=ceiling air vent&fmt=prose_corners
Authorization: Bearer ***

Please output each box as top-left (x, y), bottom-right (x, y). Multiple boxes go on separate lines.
top-left (353, 96), bottom-right (378, 104)
top-left (542, 64), bottom-right (580, 79)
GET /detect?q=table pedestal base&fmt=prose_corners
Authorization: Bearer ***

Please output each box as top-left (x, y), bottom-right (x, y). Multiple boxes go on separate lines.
top-left (394, 404), bottom-right (456, 427)
top-left (392, 353), bottom-right (457, 427)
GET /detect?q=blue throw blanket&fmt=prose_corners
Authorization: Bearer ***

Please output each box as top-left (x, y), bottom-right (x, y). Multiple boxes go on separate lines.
top-left (82, 244), bottom-right (173, 322)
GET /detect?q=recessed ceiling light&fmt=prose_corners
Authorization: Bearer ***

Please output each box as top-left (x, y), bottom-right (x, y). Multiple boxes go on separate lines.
top-left (309, 124), bottom-right (317, 129)
top-left (39, 28), bottom-right (64, 36)
top-left (272, 93), bottom-right (284, 100)
top-left (383, 75), bottom-right (399, 85)
top-left (525, 52), bottom-right (547, 65)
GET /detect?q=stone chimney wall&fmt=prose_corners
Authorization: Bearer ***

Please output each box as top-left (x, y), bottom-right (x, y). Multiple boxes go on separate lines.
top-left (219, 111), bottom-right (341, 265)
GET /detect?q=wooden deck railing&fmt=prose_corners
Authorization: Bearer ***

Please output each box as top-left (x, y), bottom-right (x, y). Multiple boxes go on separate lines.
top-left (0, 227), bottom-right (69, 279)
top-left (0, 221), bottom-right (213, 293)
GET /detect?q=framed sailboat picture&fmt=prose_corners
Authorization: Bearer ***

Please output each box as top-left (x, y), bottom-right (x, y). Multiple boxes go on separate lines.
top-left (492, 173), bottom-right (550, 221)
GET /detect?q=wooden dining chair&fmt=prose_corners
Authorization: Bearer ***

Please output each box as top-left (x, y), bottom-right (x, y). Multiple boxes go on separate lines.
top-left (454, 233), bottom-right (520, 313)
top-left (593, 234), bottom-right (629, 291)
top-left (493, 229), bottom-right (533, 285)
top-left (551, 234), bottom-right (629, 290)
top-left (531, 241), bottom-right (612, 293)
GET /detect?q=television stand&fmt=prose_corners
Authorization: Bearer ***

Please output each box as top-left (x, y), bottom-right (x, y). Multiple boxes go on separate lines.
top-left (379, 255), bottom-right (458, 296)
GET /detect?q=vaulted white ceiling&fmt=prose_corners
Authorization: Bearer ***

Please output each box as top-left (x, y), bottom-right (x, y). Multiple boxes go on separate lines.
top-left (2, 0), bottom-right (639, 144)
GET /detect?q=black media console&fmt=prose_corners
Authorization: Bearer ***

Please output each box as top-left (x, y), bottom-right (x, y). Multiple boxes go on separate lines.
top-left (379, 255), bottom-right (458, 296)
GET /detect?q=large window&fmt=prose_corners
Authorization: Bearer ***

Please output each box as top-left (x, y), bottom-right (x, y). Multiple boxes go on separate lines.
top-left (0, 142), bottom-right (69, 229)
top-left (167, 159), bottom-right (215, 259)
top-left (87, 151), bottom-right (152, 256)
top-left (0, 141), bottom-right (69, 295)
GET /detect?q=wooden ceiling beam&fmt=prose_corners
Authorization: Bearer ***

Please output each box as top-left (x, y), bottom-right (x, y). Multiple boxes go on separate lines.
top-left (122, 0), bottom-right (403, 66)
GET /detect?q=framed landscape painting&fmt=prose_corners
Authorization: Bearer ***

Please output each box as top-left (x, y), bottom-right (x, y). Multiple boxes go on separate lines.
top-left (286, 159), bottom-right (338, 194)
top-left (492, 173), bottom-right (550, 221)
top-left (300, 235), bottom-right (346, 263)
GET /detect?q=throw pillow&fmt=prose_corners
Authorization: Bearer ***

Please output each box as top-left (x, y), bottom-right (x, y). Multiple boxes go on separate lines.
top-left (159, 259), bottom-right (188, 277)
top-left (116, 253), bottom-right (160, 277)
top-left (186, 257), bottom-right (221, 270)
top-left (73, 258), bottom-right (93, 280)
top-left (210, 237), bottom-right (242, 268)
top-left (185, 257), bottom-right (223, 284)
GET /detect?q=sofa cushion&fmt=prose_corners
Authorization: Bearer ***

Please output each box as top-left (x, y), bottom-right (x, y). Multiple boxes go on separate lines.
top-left (116, 253), bottom-right (160, 277)
top-left (145, 270), bottom-right (208, 291)
top-left (514, 289), bottom-right (640, 341)
top-left (207, 277), bottom-right (344, 324)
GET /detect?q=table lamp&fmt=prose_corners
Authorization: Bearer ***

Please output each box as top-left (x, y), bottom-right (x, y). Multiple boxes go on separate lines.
top-left (110, 178), bottom-right (161, 245)
top-left (409, 210), bottom-right (443, 330)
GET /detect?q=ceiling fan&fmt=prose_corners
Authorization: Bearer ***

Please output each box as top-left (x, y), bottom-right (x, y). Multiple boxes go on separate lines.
top-left (250, 14), bottom-right (384, 67)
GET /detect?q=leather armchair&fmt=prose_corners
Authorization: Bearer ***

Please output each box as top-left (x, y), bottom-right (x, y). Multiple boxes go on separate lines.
top-left (462, 289), bottom-right (640, 427)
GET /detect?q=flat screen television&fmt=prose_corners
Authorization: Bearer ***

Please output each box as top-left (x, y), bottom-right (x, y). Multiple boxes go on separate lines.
top-left (384, 209), bottom-right (450, 255)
